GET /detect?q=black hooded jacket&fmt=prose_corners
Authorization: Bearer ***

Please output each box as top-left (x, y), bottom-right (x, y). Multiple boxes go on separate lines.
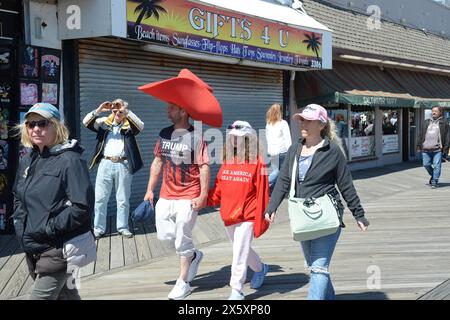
top-left (266, 138), bottom-right (367, 224)
top-left (13, 140), bottom-right (94, 255)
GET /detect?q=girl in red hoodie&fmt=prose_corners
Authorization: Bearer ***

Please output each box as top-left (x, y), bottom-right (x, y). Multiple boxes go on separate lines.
top-left (208, 120), bottom-right (270, 300)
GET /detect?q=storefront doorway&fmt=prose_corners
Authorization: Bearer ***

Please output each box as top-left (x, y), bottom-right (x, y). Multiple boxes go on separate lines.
top-left (404, 108), bottom-right (417, 161)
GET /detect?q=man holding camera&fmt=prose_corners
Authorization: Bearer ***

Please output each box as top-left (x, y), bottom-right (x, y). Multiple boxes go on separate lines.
top-left (83, 99), bottom-right (144, 238)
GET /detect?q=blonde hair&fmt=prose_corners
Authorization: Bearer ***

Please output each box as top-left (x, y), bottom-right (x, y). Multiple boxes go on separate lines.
top-left (223, 133), bottom-right (265, 164)
top-left (16, 117), bottom-right (69, 148)
top-left (266, 103), bottom-right (282, 125)
top-left (321, 119), bottom-right (347, 158)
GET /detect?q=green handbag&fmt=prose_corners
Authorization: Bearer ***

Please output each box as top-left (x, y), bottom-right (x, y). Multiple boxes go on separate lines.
top-left (288, 156), bottom-right (340, 241)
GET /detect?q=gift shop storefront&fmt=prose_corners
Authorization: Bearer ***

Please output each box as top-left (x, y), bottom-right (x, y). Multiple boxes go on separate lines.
top-left (57, 0), bottom-right (332, 209)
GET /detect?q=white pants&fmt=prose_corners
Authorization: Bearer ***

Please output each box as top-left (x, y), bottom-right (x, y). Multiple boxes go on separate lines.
top-left (225, 221), bottom-right (262, 292)
top-left (155, 198), bottom-right (198, 258)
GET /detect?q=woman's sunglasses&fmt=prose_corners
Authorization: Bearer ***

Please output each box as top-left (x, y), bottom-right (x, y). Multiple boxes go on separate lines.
top-left (113, 109), bottom-right (125, 115)
top-left (227, 125), bottom-right (246, 129)
top-left (25, 119), bottom-right (50, 129)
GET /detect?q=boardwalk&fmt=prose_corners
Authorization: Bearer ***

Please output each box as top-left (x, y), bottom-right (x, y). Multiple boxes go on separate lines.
top-left (2, 160), bottom-right (450, 299)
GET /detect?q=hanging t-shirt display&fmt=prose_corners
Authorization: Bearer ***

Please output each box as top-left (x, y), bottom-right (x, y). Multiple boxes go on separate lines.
top-left (0, 173), bottom-right (7, 196)
top-left (0, 203), bottom-right (6, 231)
top-left (0, 81), bottom-right (12, 106)
top-left (0, 47), bottom-right (12, 72)
top-left (20, 46), bottom-right (39, 78)
top-left (0, 140), bottom-right (8, 170)
top-left (41, 48), bottom-right (60, 81)
top-left (0, 107), bottom-right (9, 139)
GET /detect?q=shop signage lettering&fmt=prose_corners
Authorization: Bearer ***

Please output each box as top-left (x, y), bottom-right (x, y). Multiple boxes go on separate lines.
top-left (127, 0), bottom-right (323, 69)
top-left (362, 96), bottom-right (398, 106)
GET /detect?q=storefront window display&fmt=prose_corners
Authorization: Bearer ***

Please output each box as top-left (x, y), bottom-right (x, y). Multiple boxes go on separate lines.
top-left (350, 107), bottom-right (375, 159)
top-left (327, 106), bottom-right (349, 158)
top-left (409, 110), bottom-right (417, 158)
top-left (382, 109), bottom-right (400, 154)
top-left (444, 110), bottom-right (450, 125)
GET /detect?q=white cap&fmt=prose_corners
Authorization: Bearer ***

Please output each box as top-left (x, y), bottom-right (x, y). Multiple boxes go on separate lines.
top-left (227, 120), bottom-right (253, 137)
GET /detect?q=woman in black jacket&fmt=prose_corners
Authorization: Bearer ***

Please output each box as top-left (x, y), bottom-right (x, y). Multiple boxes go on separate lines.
top-left (13, 103), bottom-right (95, 300)
top-left (265, 104), bottom-right (369, 300)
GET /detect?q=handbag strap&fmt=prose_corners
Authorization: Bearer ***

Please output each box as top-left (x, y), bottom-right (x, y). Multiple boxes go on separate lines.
top-left (289, 156), bottom-right (298, 199)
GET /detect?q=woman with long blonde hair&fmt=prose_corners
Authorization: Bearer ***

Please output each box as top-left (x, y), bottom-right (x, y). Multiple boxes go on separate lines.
top-left (265, 103), bottom-right (292, 193)
top-left (265, 104), bottom-right (369, 300)
top-left (208, 120), bottom-right (270, 300)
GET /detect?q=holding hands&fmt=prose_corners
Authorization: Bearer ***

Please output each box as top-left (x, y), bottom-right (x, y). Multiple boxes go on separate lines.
top-left (265, 212), bottom-right (276, 223)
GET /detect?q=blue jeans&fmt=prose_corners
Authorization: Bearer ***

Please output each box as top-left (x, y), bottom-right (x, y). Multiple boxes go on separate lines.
top-left (268, 152), bottom-right (287, 191)
top-left (301, 228), bottom-right (341, 300)
top-left (94, 159), bottom-right (132, 233)
top-left (422, 151), bottom-right (442, 183)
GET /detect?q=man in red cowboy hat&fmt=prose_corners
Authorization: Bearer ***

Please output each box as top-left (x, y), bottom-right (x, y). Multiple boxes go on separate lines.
top-left (140, 69), bottom-right (220, 300)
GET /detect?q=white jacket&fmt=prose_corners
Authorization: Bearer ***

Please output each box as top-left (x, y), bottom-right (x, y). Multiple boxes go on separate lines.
top-left (266, 120), bottom-right (292, 156)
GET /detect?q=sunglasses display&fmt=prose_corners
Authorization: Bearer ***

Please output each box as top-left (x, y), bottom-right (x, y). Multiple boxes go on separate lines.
top-left (25, 119), bottom-right (50, 129)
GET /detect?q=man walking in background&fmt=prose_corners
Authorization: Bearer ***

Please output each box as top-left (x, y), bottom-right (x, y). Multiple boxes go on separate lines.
top-left (417, 106), bottom-right (450, 188)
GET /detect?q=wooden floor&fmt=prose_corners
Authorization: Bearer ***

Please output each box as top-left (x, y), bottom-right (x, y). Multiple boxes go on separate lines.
top-left (419, 280), bottom-right (450, 300)
top-left (0, 208), bottom-right (230, 300)
top-left (3, 160), bottom-right (450, 300)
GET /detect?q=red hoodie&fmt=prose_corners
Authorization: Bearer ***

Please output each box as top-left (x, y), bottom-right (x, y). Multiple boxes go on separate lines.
top-left (207, 157), bottom-right (269, 238)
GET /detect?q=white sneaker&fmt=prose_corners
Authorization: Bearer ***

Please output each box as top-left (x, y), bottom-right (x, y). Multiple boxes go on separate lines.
top-left (118, 229), bottom-right (133, 238)
top-left (228, 289), bottom-right (245, 300)
top-left (187, 250), bottom-right (203, 282)
top-left (93, 229), bottom-right (104, 239)
top-left (168, 279), bottom-right (191, 300)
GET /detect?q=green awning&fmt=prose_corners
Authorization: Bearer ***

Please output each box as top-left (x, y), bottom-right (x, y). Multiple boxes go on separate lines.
top-left (296, 61), bottom-right (450, 108)
top-left (414, 99), bottom-right (450, 109)
top-left (295, 62), bottom-right (416, 108)
top-left (303, 92), bottom-right (416, 107)
top-left (335, 92), bottom-right (415, 108)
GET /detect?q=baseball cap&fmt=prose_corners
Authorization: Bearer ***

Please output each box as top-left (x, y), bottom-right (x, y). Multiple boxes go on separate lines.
top-left (25, 103), bottom-right (61, 121)
top-left (227, 120), bottom-right (253, 137)
top-left (293, 104), bottom-right (328, 124)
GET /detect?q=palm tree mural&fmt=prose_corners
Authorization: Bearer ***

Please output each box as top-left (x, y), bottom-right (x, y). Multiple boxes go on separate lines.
top-left (302, 33), bottom-right (322, 59)
top-left (134, 0), bottom-right (167, 27)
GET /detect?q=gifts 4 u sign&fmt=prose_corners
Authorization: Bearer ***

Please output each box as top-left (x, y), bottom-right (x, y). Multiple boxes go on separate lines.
top-left (126, 0), bottom-right (328, 69)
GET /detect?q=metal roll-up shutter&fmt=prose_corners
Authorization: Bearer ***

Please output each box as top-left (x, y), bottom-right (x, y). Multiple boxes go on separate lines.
top-left (78, 37), bottom-right (283, 212)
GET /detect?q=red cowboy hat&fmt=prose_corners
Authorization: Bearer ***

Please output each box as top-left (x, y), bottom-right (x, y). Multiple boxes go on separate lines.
top-left (138, 69), bottom-right (223, 128)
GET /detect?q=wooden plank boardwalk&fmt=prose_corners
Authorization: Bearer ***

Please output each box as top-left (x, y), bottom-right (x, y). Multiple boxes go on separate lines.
top-left (419, 280), bottom-right (450, 300)
top-left (3, 160), bottom-right (450, 300)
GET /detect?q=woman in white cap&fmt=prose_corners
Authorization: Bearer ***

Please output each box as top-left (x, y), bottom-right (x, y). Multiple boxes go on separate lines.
top-left (207, 121), bottom-right (270, 300)
top-left (13, 103), bottom-right (95, 300)
top-left (265, 104), bottom-right (369, 300)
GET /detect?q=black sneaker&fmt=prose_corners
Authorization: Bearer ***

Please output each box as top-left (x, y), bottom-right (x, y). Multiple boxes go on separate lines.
top-left (431, 182), bottom-right (438, 189)
top-left (429, 178), bottom-right (433, 185)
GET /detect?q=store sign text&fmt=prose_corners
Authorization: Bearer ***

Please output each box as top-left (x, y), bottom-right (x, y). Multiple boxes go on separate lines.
top-left (127, 0), bottom-right (324, 69)
top-left (362, 96), bottom-right (398, 106)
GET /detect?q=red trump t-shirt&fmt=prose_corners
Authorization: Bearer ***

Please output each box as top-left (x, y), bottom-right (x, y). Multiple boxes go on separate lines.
top-left (154, 125), bottom-right (209, 200)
